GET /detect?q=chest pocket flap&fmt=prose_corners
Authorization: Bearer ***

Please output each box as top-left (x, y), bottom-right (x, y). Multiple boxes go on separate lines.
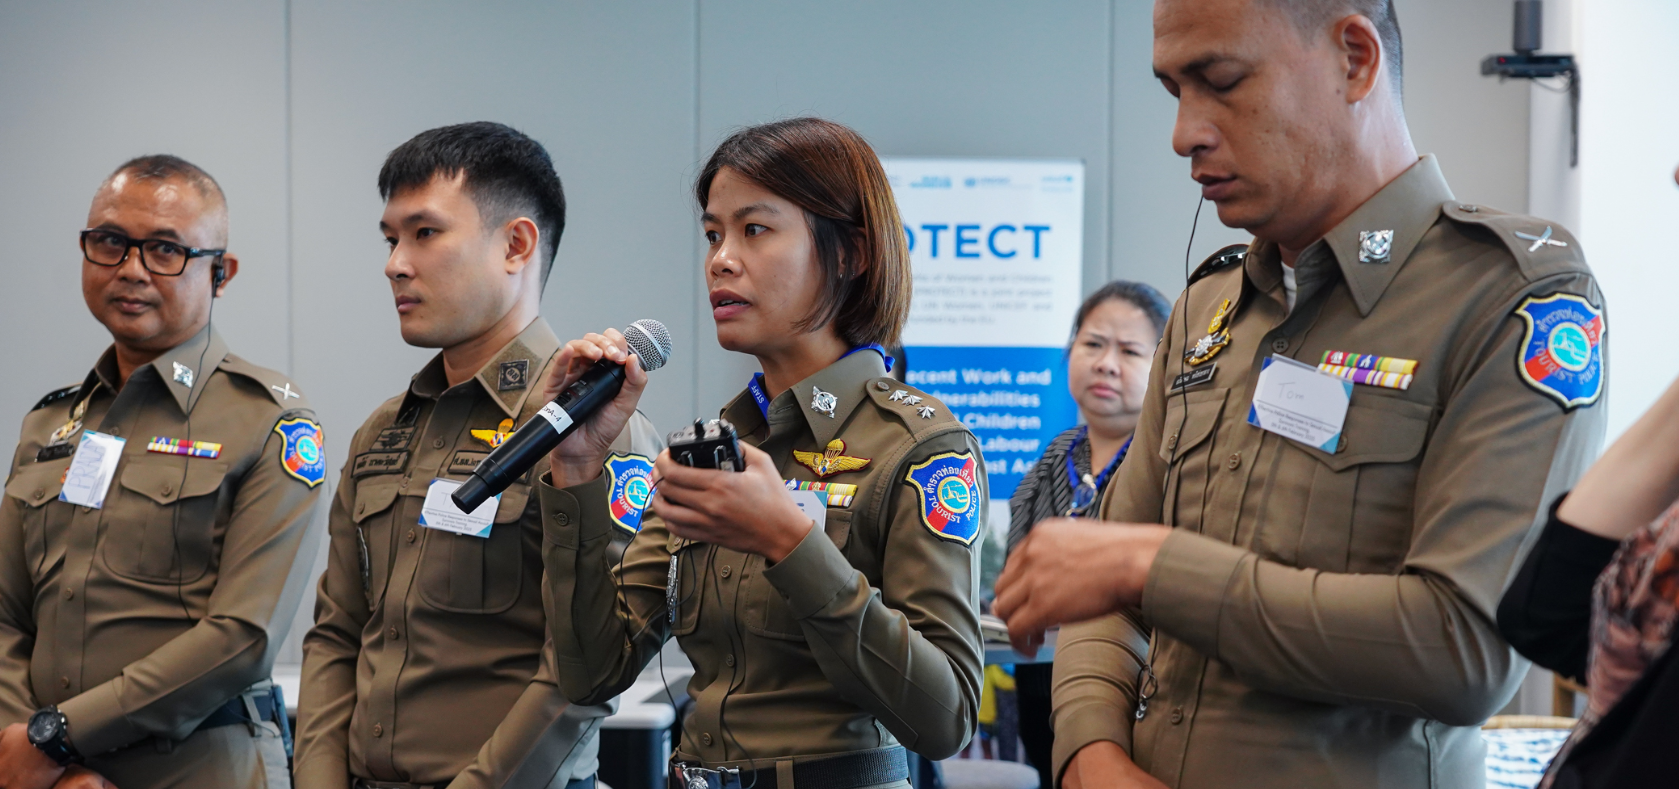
top-left (5, 461), bottom-right (71, 508)
top-left (353, 476), bottom-right (404, 523)
top-left (1294, 395), bottom-right (1433, 471)
top-left (118, 457), bottom-right (229, 505)
top-left (1159, 387), bottom-right (1230, 463)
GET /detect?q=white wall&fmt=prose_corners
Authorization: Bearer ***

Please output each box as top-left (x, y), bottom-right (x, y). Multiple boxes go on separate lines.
top-left (0, 1), bottom-right (1539, 670)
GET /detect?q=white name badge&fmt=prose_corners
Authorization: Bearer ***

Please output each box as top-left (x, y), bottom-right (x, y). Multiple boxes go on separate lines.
top-left (1246, 355), bottom-right (1353, 453)
top-left (418, 478), bottom-right (499, 538)
top-left (789, 489), bottom-right (828, 533)
top-left (60, 430), bottom-right (126, 509)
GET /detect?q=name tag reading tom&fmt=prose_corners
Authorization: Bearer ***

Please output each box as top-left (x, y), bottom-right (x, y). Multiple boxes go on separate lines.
top-left (1246, 355), bottom-right (1352, 453)
top-left (418, 477), bottom-right (498, 538)
top-left (60, 430), bottom-right (126, 509)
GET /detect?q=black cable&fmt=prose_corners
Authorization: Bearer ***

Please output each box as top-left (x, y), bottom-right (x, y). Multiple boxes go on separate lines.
top-left (171, 261), bottom-right (220, 622)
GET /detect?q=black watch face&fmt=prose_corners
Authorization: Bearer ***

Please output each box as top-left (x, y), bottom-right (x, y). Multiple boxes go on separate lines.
top-left (27, 711), bottom-right (58, 742)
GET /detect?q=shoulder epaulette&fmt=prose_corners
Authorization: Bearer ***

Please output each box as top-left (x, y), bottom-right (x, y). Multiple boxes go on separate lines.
top-left (866, 378), bottom-right (964, 441)
top-left (219, 354), bottom-right (313, 410)
top-left (1188, 244), bottom-right (1248, 286)
top-left (1440, 202), bottom-right (1588, 283)
top-left (32, 384), bottom-right (81, 412)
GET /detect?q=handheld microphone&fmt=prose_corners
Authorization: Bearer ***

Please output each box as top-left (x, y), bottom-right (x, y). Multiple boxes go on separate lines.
top-left (451, 319), bottom-right (672, 512)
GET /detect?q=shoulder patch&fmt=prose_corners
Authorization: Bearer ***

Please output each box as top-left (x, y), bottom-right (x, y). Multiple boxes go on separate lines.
top-left (604, 453), bottom-right (654, 534)
top-left (1188, 244), bottom-right (1248, 286)
top-left (1514, 292), bottom-right (1604, 410)
top-left (904, 450), bottom-right (982, 545)
top-left (32, 384), bottom-right (81, 412)
top-left (1441, 203), bottom-right (1587, 282)
top-left (274, 417), bottom-right (327, 488)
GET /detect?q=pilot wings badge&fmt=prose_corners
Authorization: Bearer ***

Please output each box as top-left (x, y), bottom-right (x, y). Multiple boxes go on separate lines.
top-left (792, 439), bottom-right (872, 478)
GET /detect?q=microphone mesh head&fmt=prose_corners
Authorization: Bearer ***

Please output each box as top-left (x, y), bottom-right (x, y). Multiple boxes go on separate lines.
top-left (623, 319), bottom-right (672, 371)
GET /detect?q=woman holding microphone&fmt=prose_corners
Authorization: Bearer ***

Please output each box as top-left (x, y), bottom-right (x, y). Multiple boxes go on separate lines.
top-left (537, 118), bottom-right (983, 789)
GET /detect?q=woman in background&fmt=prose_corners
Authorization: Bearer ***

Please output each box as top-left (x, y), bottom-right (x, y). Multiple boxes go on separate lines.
top-left (1003, 280), bottom-right (1169, 788)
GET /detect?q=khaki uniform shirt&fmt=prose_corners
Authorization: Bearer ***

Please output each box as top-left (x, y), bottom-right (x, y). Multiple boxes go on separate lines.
top-left (1052, 156), bottom-right (1607, 788)
top-left (295, 319), bottom-right (663, 789)
top-left (0, 326), bottom-right (326, 782)
top-left (540, 350), bottom-right (985, 768)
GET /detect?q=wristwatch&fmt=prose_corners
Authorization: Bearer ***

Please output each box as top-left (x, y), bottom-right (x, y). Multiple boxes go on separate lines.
top-left (25, 706), bottom-right (77, 766)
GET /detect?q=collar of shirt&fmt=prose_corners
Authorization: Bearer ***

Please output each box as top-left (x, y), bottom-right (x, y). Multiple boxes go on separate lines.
top-left (88, 324), bottom-right (228, 417)
top-left (722, 348), bottom-right (890, 447)
top-left (1244, 154), bottom-right (1456, 317)
top-left (408, 317), bottom-right (562, 417)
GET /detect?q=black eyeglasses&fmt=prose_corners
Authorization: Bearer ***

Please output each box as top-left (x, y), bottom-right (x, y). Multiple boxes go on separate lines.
top-left (80, 229), bottom-right (224, 277)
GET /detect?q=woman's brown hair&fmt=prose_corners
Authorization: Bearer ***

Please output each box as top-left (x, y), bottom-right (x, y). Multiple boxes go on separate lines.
top-left (696, 117), bottom-right (911, 348)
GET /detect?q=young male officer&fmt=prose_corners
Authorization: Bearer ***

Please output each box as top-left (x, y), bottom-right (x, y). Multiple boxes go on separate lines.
top-left (0, 156), bottom-right (325, 789)
top-left (995, 1), bottom-right (1606, 788)
top-left (294, 122), bottom-right (662, 789)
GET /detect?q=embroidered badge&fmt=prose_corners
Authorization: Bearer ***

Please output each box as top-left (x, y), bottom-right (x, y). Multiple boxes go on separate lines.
top-left (785, 479), bottom-right (859, 508)
top-left (1358, 230), bottom-right (1394, 264)
top-left (172, 362), bottom-right (194, 388)
top-left (1515, 293), bottom-right (1604, 409)
top-left (274, 418), bottom-right (326, 487)
top-left (810, 387), bottom-right (838, 418)
top-left (605, 453), bottom-right (654, 534)
top-left (793, 439), bottom-right (872, 478)
top-left (1317, 351), bottom-right (1418, 391)
top-left (448, 450), bottom-right (487, 476)
top-left (471, 418), bottom-right (515, 450)
top-left (351, 450), bottom-right (409, 478)
top-left (373, 426), bottom-right (415, 451)
top-left (498, 360), bottom-right (529, 392)
top-left (147, 437), bottom-right (223, 459)
top-left (905, 451), bottom-right (982, 545)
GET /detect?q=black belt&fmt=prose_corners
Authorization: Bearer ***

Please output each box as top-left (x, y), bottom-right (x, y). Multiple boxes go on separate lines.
top-left (356, 777), bottom-right (595, 789)
top-left (672, 748), bottom-right (908, 789)
top-left (195, 693), bottom-right (277, 732)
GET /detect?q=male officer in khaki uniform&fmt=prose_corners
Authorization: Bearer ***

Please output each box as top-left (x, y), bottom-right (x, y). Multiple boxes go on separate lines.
top-left (0, 156), bottom-right (325, 789)
top-left (295, 123), bottom-right (661, 789)
top-left (995, 2), bottom-right (1605, 788)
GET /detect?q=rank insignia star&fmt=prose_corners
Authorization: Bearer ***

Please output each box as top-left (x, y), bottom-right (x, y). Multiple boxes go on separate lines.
top-left (793, 439), bottom-right (872, 477)
top-left (889, 390), bottom-right (908, 402)
top-left (471, 418), bottom-right (515, 449)
top-left (917, 406), bottom-right (936, 419)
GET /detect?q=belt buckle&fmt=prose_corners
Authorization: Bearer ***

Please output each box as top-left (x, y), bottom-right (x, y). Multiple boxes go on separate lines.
top-left (671, 763), bottom-right (741, 789)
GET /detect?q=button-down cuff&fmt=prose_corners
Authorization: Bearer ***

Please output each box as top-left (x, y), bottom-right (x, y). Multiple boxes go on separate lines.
top-left (1141, 529), bottom-right (1249, 655)
top-left (59, 682), bottom-right (142, 756)
top-left (537, 472), bottom-right (614, 550)
top-left (761, 522), bottom-right (853, 620)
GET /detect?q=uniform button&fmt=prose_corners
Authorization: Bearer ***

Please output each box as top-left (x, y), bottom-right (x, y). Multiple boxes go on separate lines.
top-left (725, 654), bottom-right (735, 667)
top-left (1167, 433), bottom-right (1179, 451)
top-left (59, 677), bottom-right (70, 689)
top-left (387, 627), bottom-right (399, 640)
top-left (555, 512), bottom-right (571, 527)
top-left (62, 588), bottom-right (73, 601)
top-left (720, 565), bottom-right (732, 578)
top-left (1226, 452), bottom-right (1242, 471)
top-left (161, 483), bottom-right (174, 497)
top-left (31, 488), bottom-right (43, 500)
top-left (106, 427), bottom-right (120, 436)
top-left (1170, 706), bottom-right (1184, 725)
top-left (432, 438), bottom-right (446, 449)
top-left (406, 529), bottom-right (417, 544)
top-left (400, 477), bottom-right (409, 491)
top-left (874, 381), bottom-right (890, 391)
top-left (357, 503), bottom-right (366, 517)
top-left (701, 733), bottom-right (713, 746)
top-left (1271, 337), bottom-right (1290, 353)
top-left (372, 723), bottom-right (383, 738)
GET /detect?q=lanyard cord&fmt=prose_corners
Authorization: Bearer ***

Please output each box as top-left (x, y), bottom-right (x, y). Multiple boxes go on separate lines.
top-left (746, 345), bottom-right (893, 421)
top-left (1064, 427), bottom-right (1131, 502)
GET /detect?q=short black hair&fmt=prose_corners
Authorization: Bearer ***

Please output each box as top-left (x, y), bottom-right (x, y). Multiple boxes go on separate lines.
top-left (1071, 280), bottom-right (1172, 346)
top-left (1263, 0), bottom-right (1403, 97)
top-left (378, 122), bottom-right (567, 288)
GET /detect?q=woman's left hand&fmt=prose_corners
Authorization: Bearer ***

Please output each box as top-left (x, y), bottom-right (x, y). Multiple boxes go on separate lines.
top-left (653, 441), bottom-right (813, 562)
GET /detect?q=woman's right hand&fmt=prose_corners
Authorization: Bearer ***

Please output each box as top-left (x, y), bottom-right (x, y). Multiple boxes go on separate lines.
top-left (544, 328), bottom-right (648, 488)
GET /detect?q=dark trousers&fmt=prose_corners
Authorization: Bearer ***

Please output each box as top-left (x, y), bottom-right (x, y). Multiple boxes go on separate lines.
top-left (1016, 663), bottom-right (1055, 789)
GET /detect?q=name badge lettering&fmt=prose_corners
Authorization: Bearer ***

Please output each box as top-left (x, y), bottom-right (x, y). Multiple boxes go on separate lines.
top-left (60, 431), bottom-right (126, 508)
top-left (418, 477), bottom-right (499, 538)
top-left (1170, 364), bottom-right (1217, 393)
top-left (1246, 355), bottom-right (1352, 453)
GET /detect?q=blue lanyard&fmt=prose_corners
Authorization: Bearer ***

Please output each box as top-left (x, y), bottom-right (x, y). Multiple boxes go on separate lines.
top-left (1066, 427), bottom-right (1130, 503)
top-left (746, 346), bottom-right (893, 421)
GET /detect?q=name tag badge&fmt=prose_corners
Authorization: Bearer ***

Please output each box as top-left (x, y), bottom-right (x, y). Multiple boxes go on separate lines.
top-left (60, 430), bottom-right (126, 508)
top-left (1170, 363), bottom-right (1217, 393)
top-left (1246, 355), bottom-right (1352, 453)
top-left (418, 478), bottom-right (498, 538)
top-left (789, 489), bottom-right (828, 532)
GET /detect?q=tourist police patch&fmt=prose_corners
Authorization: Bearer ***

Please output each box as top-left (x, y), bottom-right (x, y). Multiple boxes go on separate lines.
top-left (1514, 293), bottom-right (1604, 410)
top-left (274, 418), bottom-right (326, 488)
top-left (906, 451), bottom-right (981, 545)
top-left (605, 453), bottom-right (654, 534)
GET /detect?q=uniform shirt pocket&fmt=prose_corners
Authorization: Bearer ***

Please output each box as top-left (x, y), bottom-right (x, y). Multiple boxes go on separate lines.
top-left (351, 476), bottom-right (405, 606)
top-left (102, 456), bottom-right (229, 583)
top-left (416, 483), bottom-right (529, 614)
top-left (745, 508), bottom-right (854, 640)
top-left (1272, 395), bottom-right (1433, 573)
top-left (5, 460), bottom-right (72, 576)
top-left (1159, 388), bottom-right (1230, 532)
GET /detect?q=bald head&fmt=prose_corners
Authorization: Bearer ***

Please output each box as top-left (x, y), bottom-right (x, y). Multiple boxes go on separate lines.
top-left (99, 155), bottom-right (228, 245)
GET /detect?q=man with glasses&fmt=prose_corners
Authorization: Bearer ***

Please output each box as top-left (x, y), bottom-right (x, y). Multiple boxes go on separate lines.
top-left (0, 155), bottom-right (325, 789)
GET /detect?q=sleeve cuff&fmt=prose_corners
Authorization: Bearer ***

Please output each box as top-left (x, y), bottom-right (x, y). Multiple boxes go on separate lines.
top-left (1141, 529), bottom-right (1249, 655)
top-left (761, 522), bottom-right (856, 620)
top-left (1543, 494), bottom-right (1622, 567)
top-left (537, 473), bottom-right (615, 550)
top-left (59, 682), bottom-right (141, 756)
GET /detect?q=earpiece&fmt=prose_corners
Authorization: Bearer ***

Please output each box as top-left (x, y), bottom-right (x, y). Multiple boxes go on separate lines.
top-left (211, 260), bottom-right (226, 291)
